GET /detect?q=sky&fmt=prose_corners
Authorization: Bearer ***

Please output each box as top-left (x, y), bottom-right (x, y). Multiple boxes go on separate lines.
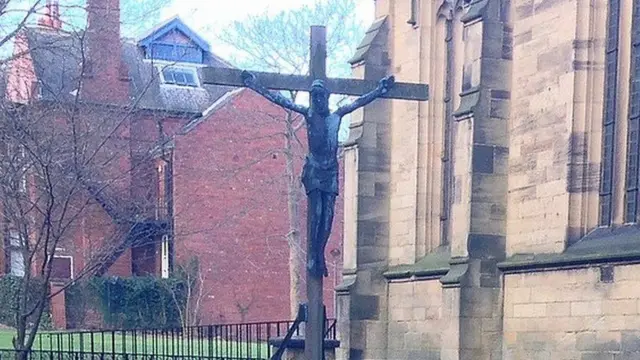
top-left (158, 0), bottom-right (375, 60)
top-left (0, 1), bottom-right (375, 61)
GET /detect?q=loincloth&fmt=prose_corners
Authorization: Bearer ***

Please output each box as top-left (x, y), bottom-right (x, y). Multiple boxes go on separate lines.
top-left (301, 156), bottom-right (339, 195)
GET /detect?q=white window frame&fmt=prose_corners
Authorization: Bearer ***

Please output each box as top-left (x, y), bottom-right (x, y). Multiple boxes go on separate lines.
top-left (155, 64), bottom-right (201, 88)
top-left (19, 146), bottom-right (27, 193)
top-left (51, 255), bottom-right (74, 280)
top-left (144, 58), bottom-right (208, 68)
top-left (161, 235), bottom-right (170, 279)
top-left (156, 163), bottom-right (166, 220)
top-left (8, 230), bottom-right (25, 277)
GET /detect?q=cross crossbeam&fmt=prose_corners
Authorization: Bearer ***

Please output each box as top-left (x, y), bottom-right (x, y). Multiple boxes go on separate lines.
top-left (201, 68), bottom-right (429, 101)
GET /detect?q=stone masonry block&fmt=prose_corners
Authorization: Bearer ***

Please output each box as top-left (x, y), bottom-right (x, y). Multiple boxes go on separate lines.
top-left (602, 300), bottom-right (637, 316)
top-left (351, 295), bottom-right (379, 320)
top-left (571, 301), bottom-right (603, 316)
top-left (513, 303), bottom-right (547, 318)
top-left (621, 332), bottom-right (640, 352)
top-left (608, 284), bottom-right (640, 300)
top-left (615, 265), bottom-right (640, 281)
top-left (546, 302), bottom-right (571, 317)
top-left (473, 145), bottom-right (495, 174)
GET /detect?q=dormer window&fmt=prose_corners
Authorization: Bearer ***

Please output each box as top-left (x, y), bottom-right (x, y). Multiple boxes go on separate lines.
top-left (158, 65), bottom-right (199, 87)
top-left (138, 17), bottom-right (211, 65)
top-left (148, 43), bottom-right (203, 64)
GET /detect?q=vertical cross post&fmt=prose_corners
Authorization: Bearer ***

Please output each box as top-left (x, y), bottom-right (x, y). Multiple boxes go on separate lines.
top-left (305, 25), bottom-right (327, 360)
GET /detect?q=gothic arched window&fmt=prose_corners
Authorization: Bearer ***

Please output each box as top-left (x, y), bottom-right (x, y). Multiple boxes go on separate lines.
top-left (599, 0), bottom-right (620, 225)
top-left (624, 0), bottom-right (640, 223)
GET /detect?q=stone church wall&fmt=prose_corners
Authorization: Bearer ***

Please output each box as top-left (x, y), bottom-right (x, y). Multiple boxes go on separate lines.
top-left (340, 0), bottom-right (640, 359)
top-left (503, 265), bottom-right (640, 359)
top-left (507, 0), bottom-right (588, 255)
top-left (386, 280), bottom-right (443, 359)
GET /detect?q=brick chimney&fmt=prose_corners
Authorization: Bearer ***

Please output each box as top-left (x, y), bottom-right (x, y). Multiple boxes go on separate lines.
top-left (51, 1), bottom-right (62, 29)
top-left (82, 0), bottom-right (129, 104)
top-left (37, 0), bottom-right (62, 30)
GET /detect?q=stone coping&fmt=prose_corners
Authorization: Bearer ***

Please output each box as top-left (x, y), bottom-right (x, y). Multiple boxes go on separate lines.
top-left (499, 225), bottom-right (640, 273)
top-left (268, 337), bottom-right (340, 350)
top-left (453, 86), bottom-right (480, 118)
top-left (383, 248), bottom-right (451, 280)
top-left (348, 16), bottom-right (387, 65)
top-left (460, 0), bottom-right (490, 23)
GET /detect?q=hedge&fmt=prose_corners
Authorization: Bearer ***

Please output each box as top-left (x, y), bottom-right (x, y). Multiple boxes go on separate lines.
top-left (0, 275), bottom-right (52, 330)
top-left (66, 276), bottom-right (188, 329)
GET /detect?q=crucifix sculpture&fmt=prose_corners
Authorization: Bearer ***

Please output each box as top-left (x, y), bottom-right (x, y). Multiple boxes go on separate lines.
top-left (239, 71), bottom-right (395, 279)
top-left (202, 26), bottom-right (428, 360)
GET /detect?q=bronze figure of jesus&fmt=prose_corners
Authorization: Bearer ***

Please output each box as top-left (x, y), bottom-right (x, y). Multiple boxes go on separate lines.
top-left (241, 70), bottom-right (395, 278)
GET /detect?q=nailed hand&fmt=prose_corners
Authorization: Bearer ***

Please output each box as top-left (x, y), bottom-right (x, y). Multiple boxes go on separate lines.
top-left (241, 70), bottom-right (256, 85)
top-left (379, 75), bottom-right (395, 93)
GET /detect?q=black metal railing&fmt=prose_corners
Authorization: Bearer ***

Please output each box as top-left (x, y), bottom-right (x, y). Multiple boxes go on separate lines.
top-left (0, 349), bottom-right (264, 359)
top-left (31, 319), bottom-right (337, 360)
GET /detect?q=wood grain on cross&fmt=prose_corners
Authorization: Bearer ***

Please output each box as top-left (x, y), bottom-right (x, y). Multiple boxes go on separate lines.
top-left (202, 31), bottom-right (428, 101)
top-left (202, 26), bottom-right (428, 360)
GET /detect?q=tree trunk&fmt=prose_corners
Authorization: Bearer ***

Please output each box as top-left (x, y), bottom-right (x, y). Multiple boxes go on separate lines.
top-left (284, 111), bottom-right (304, 318)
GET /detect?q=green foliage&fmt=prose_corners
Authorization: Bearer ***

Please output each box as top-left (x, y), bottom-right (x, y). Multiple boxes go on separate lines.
top-left (67, 275), bottom-right (188, 330)
top-left (0, 275), bottom-right (51, 330)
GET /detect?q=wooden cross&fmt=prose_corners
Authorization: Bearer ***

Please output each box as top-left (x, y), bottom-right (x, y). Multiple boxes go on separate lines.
top-left (202, 26), bottom-right (428, 360)
top-left (202, 28), bottom-right (428, 101)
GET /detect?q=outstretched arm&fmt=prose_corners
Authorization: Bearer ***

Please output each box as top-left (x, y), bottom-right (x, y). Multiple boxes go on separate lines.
top-left (241, 71), bottom-right (308, 115)
top-left (334, 75), bottom-right (395, 117)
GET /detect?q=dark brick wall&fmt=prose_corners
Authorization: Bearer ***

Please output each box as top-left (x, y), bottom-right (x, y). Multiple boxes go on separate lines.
top-left (173, 90), bottom-right (343, 323)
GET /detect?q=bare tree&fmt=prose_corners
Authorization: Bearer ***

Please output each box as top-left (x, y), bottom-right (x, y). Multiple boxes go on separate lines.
top-left (0, 0), bottom-right (170, 63)
top-left (0, 1), bottom-right (176, 357)
top-left (166, 256), bottom-right (208, 329)
top-left (216, 0), bottom-right (366, 317)
top-left (234, 290), bottom-right (257, 324)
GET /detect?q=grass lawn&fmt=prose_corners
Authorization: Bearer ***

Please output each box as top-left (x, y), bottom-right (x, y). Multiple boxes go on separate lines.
top-left (0, 330), bottom-right (14, 349)
top-left (0, 329), bottom-right (270, 358)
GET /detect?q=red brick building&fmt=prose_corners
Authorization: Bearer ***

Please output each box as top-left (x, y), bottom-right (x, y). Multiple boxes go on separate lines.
top-left (2, 0), bottom-right (343, 327)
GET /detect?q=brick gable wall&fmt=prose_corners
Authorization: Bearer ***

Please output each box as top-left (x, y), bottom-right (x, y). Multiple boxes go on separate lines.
top-left (173, 90), bottom-right (343, 323)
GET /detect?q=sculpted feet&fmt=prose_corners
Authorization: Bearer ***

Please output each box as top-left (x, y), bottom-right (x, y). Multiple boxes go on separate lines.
top-left (307, 255), bottom-right (329, 278)
top-left (320, 256), bottom-right (328, 277)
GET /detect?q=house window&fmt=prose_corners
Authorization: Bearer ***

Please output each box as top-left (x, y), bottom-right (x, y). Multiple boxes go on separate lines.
top-left (8, 230), bottom-right (25, 277)
top-left (625, 0), bottom-right (640, 223)
top-left (159, 66), bottom-right (199, 87)
top-left (7, 144), bottom-right (28, 193)
top-left (18, 146), bottom-right (27, 193)
top-left (161, 236), bottom-right (170, 279)
top-left (599, 0), bottom-right (620, 226)
top-left (50, 256), bottom-right (72, 280)
top-left (149, 43), bottom-right (203, 63)
top-left (156, 164), bottom-right (166, 219)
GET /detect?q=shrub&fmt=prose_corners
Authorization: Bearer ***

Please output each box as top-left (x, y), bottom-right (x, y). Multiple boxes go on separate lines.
top-left (67, 276), bottom-right (187, 329)
top-left (0, 275), bottom-right (51, 330)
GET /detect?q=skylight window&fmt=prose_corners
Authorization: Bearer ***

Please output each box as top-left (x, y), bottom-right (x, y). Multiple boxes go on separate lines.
top-left (160, 66), bottom-right (199, 87)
